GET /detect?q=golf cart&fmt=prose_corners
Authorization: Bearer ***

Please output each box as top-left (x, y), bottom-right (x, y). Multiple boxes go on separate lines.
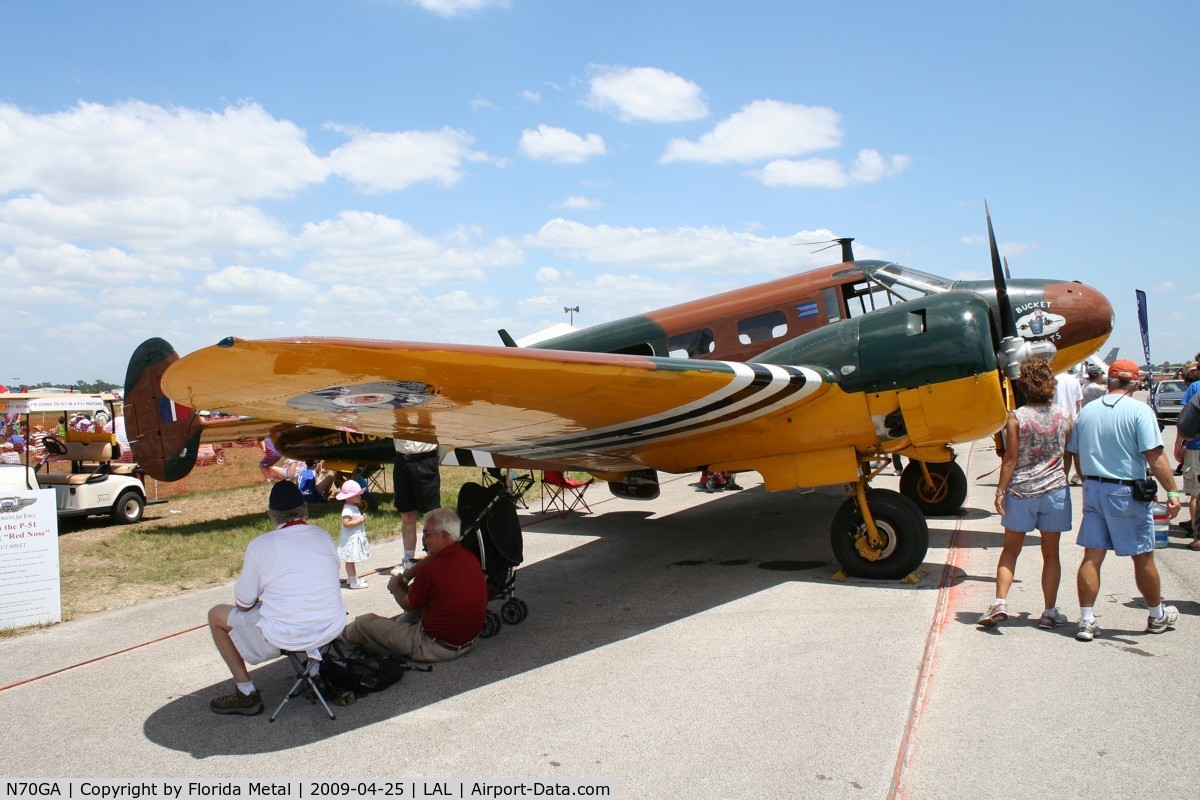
top-left (0, 393), bottom-right (165, 524)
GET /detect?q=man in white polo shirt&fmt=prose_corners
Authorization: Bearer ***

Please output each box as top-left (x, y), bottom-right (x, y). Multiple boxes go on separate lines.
top-left (206, 481), bottom-right (346, 715)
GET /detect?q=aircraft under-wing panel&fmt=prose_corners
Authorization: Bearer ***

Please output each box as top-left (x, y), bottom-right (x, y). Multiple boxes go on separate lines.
top-left (125, 210), bottom-right (1113, 579)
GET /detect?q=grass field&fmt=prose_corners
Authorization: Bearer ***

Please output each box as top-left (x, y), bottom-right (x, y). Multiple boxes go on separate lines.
top-left (2, 461), bottom-right (490, 636)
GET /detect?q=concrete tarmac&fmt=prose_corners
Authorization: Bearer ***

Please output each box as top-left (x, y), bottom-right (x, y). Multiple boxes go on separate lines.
top-left (1, 429), bottom-right (1197, 799)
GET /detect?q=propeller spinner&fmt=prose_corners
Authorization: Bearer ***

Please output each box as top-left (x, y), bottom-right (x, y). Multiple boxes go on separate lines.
top-left (986, 202), bottom-right (1056, 378)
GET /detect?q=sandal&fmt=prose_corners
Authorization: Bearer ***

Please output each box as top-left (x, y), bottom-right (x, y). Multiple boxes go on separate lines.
top-left (1188, 539), bottom-right (1200, 551)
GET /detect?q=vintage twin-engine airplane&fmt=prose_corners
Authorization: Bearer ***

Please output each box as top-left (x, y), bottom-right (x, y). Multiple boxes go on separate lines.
top-left (125, 210), bottom-right (1112, 579)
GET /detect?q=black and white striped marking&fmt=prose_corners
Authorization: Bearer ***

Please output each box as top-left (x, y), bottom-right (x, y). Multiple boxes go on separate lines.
top-left (444, 362), bottom-right (825, 464)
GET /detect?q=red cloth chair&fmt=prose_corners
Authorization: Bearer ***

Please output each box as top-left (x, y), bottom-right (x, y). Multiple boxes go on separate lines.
top-left (541, 470), bottom-right (594, 516)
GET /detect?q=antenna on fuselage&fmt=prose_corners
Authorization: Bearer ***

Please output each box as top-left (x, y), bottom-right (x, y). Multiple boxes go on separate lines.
top-left (809, 237), bottom-right (855, 262)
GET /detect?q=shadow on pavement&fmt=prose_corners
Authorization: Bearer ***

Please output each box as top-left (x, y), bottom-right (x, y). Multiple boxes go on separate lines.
top-left (143, 480), bottom-right (956, 756)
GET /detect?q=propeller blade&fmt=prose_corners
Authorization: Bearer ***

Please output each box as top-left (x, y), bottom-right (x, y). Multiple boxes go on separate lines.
top-left (1003, 256), bottom-right (1011, 280)
top-left (985, 201), bottom-right (1017, 339)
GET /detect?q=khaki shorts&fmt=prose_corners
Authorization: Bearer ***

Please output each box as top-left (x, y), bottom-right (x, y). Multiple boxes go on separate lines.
top-left (1184, 449), bottom-right (1200, 496)
top-left (227, 606), bottom-right (280, 665)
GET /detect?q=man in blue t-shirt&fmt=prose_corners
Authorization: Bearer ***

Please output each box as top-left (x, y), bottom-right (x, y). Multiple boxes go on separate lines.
top-left (1174, 364), bottom-right (1200, 546)
top-left (296, 460), bottom-right (332, 503)
top-left (1067, 359), bottom-right (1182, 642)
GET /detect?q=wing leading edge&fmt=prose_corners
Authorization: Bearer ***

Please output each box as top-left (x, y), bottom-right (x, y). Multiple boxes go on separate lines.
top-left (160, 338), bottom-right (835, 473)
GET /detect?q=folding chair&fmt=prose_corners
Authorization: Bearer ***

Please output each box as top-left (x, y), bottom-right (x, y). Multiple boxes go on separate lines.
top-left (361, 464), bottom-right (387, 494)
top-left (269, 638), bottom-right (344, 723)
top-left (541, 470), bottom-right (594, 516)
top-left (482, 468), bottom-right (536, 508)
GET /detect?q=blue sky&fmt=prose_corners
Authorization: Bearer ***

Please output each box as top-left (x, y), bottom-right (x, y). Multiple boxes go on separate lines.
top-left (2, 0), bottom-right (1197, 384)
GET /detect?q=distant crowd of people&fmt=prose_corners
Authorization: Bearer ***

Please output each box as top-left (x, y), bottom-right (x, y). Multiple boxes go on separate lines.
top-left (2, 417), bottom-right (42, 463)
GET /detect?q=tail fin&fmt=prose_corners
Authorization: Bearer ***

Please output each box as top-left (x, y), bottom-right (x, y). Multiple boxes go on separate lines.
top-left (123, 338), bottom-right (202, 482)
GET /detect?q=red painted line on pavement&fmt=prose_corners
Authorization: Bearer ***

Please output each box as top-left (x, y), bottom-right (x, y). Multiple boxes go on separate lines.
top-left (1, 472), bottom-right (709, 694)
top-left (887, 450), bottom-right (974, 800)
top-left (0, 623), bottom-right (207, 693)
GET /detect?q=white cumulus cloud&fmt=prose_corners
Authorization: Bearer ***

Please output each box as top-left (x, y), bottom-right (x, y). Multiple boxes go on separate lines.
top-left (518, 125), bottom-right (606, 164)
top-left (327, 125), bottom-right (488, 192)
top-left (526, 218), bottom-right (840, 275)
top-left (202, 265), bottom-right (316, 301)
top-left (586, 66), bottom-right (708, 123)
top-left (756, 149), bottom-right (911, 188)
top-left (661, 100), bottom-right (842, 165)
top-left (556, 196), bottom-right (603, 211)
top-left (406, 0), bottom-right (510, 17)
top-left (299, 211), bottom-right (523, 285)
top-left (0, 100), bottom-right (328, 204)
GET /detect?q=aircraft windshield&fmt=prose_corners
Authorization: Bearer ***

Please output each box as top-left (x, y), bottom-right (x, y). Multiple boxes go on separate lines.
top-left (864, 263), bottom-right (957, 299)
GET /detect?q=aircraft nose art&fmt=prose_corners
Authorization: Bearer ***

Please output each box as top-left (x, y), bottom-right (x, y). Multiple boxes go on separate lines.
top-left (1043, 280), bottom-right (1114, 352)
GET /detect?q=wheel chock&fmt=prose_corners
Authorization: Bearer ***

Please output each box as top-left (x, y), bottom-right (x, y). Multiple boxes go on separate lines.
top-left (830, 570), bottom-right (848, 582)
top-left (901, 566), bottom-right (929, 584)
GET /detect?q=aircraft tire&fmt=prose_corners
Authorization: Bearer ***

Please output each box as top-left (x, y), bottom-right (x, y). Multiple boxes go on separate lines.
top-left (830, 489), bottom-right (928, 580)
top-left (899, 460), bottom-right (967, 516)
top-left (112, 490), bottom-right (145, 525)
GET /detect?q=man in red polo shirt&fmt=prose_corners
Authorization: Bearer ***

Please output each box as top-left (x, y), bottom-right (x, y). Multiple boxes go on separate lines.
top-left (340, 507), bottom-right (486, 661)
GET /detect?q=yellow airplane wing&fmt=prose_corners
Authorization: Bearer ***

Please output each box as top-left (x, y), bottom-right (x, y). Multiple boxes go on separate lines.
top-left (161, 337), bottom-right (835, 475)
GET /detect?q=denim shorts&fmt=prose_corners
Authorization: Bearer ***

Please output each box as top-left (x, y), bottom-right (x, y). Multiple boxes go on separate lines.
top-left (1076, 480), bottom-right (1154, 556)
top-left (1001, 486), bottom-right (1072, 533)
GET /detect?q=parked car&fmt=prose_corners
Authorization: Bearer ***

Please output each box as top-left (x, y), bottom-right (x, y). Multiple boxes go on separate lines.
top-left (1153, 379), bottom-right (1187, 424)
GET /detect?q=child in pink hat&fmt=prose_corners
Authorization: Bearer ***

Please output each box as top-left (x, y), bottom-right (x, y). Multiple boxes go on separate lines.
top-left (335, 480), bottom-right (370, 589)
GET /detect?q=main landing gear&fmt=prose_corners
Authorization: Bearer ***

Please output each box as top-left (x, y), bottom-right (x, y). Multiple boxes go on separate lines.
top-left (898, 458), bottom-right (967, 516)
top-left (829, 470), bottom-right (929, 580)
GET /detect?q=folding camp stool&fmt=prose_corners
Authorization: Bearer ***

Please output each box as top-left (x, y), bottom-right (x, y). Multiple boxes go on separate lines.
top-left (269, 639), bottom-right (344, 723)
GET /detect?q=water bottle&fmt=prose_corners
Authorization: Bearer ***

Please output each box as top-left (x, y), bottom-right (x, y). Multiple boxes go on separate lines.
top-left (1152, 500), bottom-right (1169, 549)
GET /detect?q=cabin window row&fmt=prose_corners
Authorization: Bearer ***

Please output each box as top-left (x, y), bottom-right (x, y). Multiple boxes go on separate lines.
top-left (665, 310), bottom-right (794, 358)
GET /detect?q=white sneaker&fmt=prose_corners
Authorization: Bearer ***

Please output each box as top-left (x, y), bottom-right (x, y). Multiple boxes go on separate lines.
top-left (346, 577), bottom-right (368, 590)
top-left (1076, 620), bottom-right (1100, 642)
top-left (1147, 605), bottom-right (1179, 634)
top-left (978, 601), bottom-right (1009, 627)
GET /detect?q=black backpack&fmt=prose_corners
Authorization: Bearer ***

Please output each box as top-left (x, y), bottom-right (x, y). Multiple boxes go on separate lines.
top-left (318, 650), bottom-right (410, 698)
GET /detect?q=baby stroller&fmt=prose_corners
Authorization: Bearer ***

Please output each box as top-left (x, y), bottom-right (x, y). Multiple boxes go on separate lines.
top-left (457, 481), bottom-right (526, 638)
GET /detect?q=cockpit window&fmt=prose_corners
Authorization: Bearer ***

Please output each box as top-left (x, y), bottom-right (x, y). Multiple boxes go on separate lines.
top-left (865, 263), bottom-right (956, 297)
top-left (843, 279), bottom-right (905, 318)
